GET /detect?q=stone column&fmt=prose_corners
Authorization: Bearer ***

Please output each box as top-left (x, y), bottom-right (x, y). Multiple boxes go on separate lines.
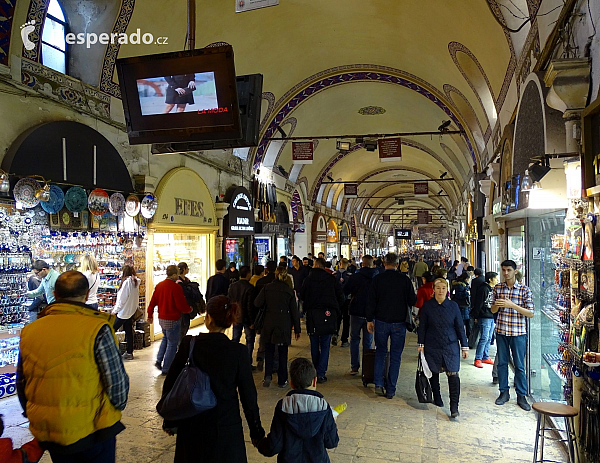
top-left (215, 202), bottom-right (229, 260)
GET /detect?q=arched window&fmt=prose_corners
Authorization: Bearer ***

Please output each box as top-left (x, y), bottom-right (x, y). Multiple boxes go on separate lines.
top-left (41, 0), bottom-right (67, 74)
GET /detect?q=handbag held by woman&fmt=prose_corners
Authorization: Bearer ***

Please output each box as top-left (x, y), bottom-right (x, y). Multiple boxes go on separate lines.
top-left (156, 337), bottom-right (217, 420)
top-left (415, 351), bottom-right (433, 404)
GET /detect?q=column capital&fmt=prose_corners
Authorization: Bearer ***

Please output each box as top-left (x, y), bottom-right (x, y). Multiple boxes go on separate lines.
top-left (544, 58), bottom-right (591, 114)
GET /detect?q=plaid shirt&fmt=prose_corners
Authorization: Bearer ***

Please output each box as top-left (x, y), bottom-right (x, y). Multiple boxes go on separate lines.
top-left (94, 325), bottom-right (129, 410)
top-left (490, 281), bottom-right (534, 336)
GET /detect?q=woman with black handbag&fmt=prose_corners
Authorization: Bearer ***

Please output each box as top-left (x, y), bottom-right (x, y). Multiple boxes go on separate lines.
top-left (417, 278), bottom-right (469, 418)
top-left (161, 295), bottom-right (265, 462)
top-left (253, 265), bottom-right (301, 388)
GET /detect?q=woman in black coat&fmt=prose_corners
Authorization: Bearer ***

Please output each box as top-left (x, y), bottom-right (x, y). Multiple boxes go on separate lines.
top-left (163, 73), bottom-right (196, 113)
top-left (161, 295), bottom-right (265, 462)
top-left (417, 278), bottom-right (469, 419)
top-left (254, 265), bottom-right (301, 388)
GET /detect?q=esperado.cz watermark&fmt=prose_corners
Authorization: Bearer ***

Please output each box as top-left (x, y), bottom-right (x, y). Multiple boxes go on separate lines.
top-left (66, 29), bottom-right (168, 48)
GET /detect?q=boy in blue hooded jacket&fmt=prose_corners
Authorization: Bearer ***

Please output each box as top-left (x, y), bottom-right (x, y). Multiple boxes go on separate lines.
top-left (255, 358), bottom-right (339, 462)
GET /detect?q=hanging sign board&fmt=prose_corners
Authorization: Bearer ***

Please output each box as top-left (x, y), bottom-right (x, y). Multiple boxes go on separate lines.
top-left (395, 228), bottom-right (411, 240)
top-left (378, 138), bottom-right (402, 162)
top-left (414, 182), bottom-right (429, 197)
top-left (417, 210), bottom-right (429, 224)
top-left (382, 215), bottom-right (390, 223)
top-left (236, 0), bottom-right (278, 13)
top-left (227, 186), bottom-right (255, 235)
top-left (351, 216), bottom-right (357, 238)
top-left (292, 142), bottom-right (314, 164)
top-left (344, 183), bottom-right (358, 198)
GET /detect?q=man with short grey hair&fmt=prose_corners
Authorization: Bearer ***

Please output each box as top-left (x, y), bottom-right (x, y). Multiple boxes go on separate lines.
top-left (367, 253), bottom-right (416, 399)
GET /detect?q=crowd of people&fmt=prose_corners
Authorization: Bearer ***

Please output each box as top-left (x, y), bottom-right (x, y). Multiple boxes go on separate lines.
top-left (8, 248), bottom-right (535, 463)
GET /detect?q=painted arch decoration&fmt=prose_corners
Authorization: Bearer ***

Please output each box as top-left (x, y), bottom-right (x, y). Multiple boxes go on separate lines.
top-left (252, 66), bottom-right (479, 172)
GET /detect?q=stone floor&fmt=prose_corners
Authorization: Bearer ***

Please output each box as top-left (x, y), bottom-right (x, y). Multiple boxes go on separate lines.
top-left (2, 322), bottom-right (565, 463)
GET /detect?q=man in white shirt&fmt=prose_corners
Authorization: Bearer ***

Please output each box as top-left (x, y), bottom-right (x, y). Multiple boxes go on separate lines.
top-left (455, 257), bottom-right (469, 277)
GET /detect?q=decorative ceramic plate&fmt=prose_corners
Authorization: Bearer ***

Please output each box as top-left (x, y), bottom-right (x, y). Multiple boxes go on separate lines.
top-left (40, 185), bottom-right (65, 214)
top-left (88, 188), bottom-right (109, 216)
top-left (140, 193), bottom-right (158, 219)
top-left (13, 178), bottom-right (41, 208)
top-left (65, 187), bottom-right (88, 212)
top-left (125, 194), bottom-right (140, 217)
top-left (108, 193), bottom-right (126, 216)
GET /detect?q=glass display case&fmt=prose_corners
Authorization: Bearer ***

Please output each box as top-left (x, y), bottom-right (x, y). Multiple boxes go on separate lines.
top-left (528, 210), bottom-right (567, 401)
top-left (150, 233), bottom-right (211, 334)
top-left (488, 235), bottom-right (500, 275)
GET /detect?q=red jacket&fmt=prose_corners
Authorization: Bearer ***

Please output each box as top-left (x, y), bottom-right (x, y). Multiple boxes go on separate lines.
top-left (416, 281), bottom-right (434, 316)
top-left (147, 278), bottom-right (191, 321)
top-left (0, 438), bottom-right (44, 463)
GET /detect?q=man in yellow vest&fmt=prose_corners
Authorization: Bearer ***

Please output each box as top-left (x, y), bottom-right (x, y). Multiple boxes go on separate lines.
top-left (17, 270), bottom-right (129, 462)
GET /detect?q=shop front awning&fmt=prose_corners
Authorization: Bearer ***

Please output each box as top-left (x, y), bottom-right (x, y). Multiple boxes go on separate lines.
top-left (2, 121), bottom-right (133, 193)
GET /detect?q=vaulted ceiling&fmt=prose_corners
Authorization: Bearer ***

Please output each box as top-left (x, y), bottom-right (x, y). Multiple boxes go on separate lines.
top-left (113, 0), bottom-right (528, 232)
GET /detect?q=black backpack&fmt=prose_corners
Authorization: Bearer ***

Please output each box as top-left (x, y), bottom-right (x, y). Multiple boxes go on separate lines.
top-left (180, 280), bottom-right (206, 319)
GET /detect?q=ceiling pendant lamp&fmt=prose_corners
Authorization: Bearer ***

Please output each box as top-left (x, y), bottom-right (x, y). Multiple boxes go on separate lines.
top-left (521, 170), bottom-right (533, 191)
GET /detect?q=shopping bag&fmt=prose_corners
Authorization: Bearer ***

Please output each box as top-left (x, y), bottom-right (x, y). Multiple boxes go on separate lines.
top-left (415, 354), bottom-right (433, 403)
top-left (420, 351), bottom-right (432, 379)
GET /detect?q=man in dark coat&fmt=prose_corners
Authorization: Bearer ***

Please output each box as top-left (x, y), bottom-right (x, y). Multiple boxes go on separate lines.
top-left (206, 259), bottom-right (230, 301)
top-left (228, 266), bottom-right (256, 368)
top-left (254, 268), bottom-right (301, 387)
top-left (468, 268), bottom-right (485, 348)
top-left (300, 258), bottom-right (345, 383)
top-left (254, 260), bottom-right (278, 371)
top-left (366, 253), bottom-right (417, 399)
top-left (226, 262), bottom-right (240, 284)
top-left (289, 256), bottom-right (309, 317)
top-left (332, 258), bottom-right (353, 347)
top-left (344, 255), bottom-right (377, 374)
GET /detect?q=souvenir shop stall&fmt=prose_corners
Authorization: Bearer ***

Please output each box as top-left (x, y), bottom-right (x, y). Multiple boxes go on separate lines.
top-left (0, 120), bottom-right (159, 398)
top-left (542, 198), bottom-right (600, 462)
top-left (0, 178), bottom-right (157, 400)
top-left (223, 186), bottom-right (255, 268)
top-left (146, 168), bottom-right (217, 338)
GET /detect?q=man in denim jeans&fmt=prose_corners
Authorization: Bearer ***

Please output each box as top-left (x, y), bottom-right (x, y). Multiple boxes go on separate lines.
top-left (344, 255), bottom-right (377, 375)
top-left (366, 253), bottom-right (417, 399)
top-left (491, 260), bottom-right (534, 411)
top-left (147, 265), bottom-right (191, 375)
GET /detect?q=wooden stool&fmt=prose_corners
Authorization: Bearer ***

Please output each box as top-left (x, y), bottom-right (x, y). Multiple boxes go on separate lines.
top-left (532, 402), bottom-right (579, 463)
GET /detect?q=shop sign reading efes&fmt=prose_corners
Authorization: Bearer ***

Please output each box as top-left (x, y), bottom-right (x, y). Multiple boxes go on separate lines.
top-left (228, 187), bottom-right (255, 235)
top-left (174, 198), bottom-right (205, 218)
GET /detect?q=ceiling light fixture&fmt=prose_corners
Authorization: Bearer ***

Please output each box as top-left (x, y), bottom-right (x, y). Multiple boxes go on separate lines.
top-left (439, 171), bottom-right (448, 179)
top-left (336, 140), bottom-right (351, 151)
top-left (529, 163), bottom-right (551, 183)
top-left (438, 120), bottom-right (451, 132)
top-left (364, 140), bottom-right (378, 152)
top-left (437, 189), bottom-right (443, 195)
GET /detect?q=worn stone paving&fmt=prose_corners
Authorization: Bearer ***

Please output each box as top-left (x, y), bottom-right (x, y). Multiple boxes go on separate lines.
top-left (3, 322), bottom-right (565, 462)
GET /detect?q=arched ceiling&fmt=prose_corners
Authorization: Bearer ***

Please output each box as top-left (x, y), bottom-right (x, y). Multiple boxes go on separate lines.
top-left (114, 0), bottom-right (515, 232)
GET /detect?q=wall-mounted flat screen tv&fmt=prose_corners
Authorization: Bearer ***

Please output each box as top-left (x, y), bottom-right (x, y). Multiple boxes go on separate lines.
top-left (116, 45), bottom-right (242, 145)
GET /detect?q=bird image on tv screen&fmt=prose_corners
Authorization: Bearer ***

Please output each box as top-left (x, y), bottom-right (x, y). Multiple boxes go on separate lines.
top-left (136, 72), bottom-right (219, 115)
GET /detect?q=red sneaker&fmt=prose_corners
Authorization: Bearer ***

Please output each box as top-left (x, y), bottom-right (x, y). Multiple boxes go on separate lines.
top-left (482, 359), bottom-right (494, 365)
top-left (474, 360), bottom-right (483, 368)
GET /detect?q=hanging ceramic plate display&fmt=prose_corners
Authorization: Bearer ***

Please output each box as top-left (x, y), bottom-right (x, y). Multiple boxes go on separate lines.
top-left (108, 192), bottom-right (126, 216)
top-left (64, 186), bottom-right (88, 212)
top-left (13, 178), bottom-right (41, 208)
top-left (40, 185), bottom-right (65, 214)
top-left (88, 188), bottom-right (110, 216)
top-left (125, 194), bottom-right (141, 217)
top-left (140, 193), bottom-right (158, 219)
